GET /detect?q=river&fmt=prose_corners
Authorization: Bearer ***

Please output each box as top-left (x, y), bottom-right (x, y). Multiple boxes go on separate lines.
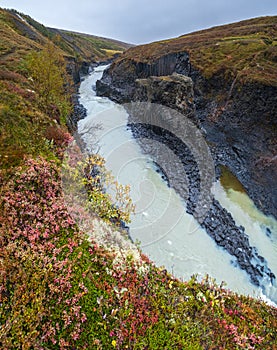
top-left (77, 65), bottom-right (277, 305)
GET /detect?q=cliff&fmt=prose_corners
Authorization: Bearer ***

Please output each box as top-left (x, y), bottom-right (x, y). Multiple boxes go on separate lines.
top-left (97, 16), bottom-right (277, 218)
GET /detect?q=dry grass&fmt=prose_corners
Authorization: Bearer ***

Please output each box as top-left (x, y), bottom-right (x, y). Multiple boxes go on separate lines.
top-left (116, 16), bottom-right (277, 86)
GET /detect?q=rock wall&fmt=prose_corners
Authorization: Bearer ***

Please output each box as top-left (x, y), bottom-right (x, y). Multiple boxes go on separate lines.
top-left (66, 58), bottom-right (94, 132)
top-left (96, 52), bottom-right (191, 103)
top-left (199, 79), bottom-right (277, 218)
top-left (134, 74), bottom-right (196, 121)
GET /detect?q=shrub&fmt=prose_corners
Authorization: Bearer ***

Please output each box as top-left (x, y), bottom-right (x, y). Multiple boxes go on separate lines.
top-left (23, 43), bottom-right (72, 123)
top-left (62, 146), bottom-right (135, 225)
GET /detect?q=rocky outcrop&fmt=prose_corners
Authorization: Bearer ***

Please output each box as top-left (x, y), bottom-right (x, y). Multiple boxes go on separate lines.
top-left (200, 81), bottom-right (277, 218)
top-left (66, 57), bottom-right (96, 84)
top-left (65, 59), bottom-right (97, 131)
top-left (134, 74), bottom-right (196, 121)
top-left (96, 52), bottom-right (191, 103)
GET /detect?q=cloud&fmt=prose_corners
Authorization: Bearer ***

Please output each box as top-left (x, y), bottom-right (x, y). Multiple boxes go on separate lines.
top-left (0, 0), bottom-right (276, 43)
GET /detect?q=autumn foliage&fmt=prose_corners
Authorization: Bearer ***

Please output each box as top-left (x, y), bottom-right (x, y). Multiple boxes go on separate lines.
top-left (23, 42), bottom-right (72, 123)
top-left (0, 8), bottom-right (277, 350)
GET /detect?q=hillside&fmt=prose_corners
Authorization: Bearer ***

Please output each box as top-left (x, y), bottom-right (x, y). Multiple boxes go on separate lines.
top-left (0, 7), bottom-right (130, 169)
top-left (0, 8), bottom-right (131, 63)
top-left (0, 9), bottom-right (277, 349)
top-left (114, 16), bottom-right (277, 85)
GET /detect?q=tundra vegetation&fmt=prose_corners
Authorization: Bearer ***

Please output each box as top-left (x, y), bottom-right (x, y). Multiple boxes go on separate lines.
top-left (0, 8), bottom-right (276, 349)
top-left (115, 16), bottom-right (277, 86)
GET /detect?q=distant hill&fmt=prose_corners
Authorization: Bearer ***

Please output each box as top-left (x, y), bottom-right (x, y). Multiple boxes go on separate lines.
top-left (114, 16), bottom-right (277, 86)
top-left (0, 8), bottom-right (131, 64)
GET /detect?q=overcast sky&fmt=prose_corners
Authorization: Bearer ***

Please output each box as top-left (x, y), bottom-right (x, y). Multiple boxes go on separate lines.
top-left (0, 0), bottom-right (276, 44)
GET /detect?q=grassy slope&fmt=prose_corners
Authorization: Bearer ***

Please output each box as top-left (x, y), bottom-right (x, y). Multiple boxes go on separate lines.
top-left (116, 16), bottom-right (277, 86)
top-left (5, 9), bottom-right (132, 62)
top-left (0, 8), bottom-right (130, 169)
top-left (0, 8), bottom-right (53, 169)
top-left (0, 9), bottom-right (277, 349)
top-left (47, 28), bottom-right (132, 61)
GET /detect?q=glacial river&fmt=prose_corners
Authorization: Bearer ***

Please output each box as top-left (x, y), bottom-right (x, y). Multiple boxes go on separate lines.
top-left (78, 65), bottom-right (277, 305)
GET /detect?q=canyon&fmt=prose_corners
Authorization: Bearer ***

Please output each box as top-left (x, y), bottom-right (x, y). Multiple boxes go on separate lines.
top-left (96, 17), bottom-right (277, 292)
top-left (97, 37), bottom-right (277, 218)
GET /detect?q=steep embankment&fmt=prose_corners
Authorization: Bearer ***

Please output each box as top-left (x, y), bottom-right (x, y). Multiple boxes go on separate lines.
top-left (97, 16), bottom-right (277, 218)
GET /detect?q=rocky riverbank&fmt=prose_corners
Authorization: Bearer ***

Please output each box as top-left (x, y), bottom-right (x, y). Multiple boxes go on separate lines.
top-left (127, 119), bottom-right (275, 288)
top-left (96, 44), bottom-right (277, 289)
